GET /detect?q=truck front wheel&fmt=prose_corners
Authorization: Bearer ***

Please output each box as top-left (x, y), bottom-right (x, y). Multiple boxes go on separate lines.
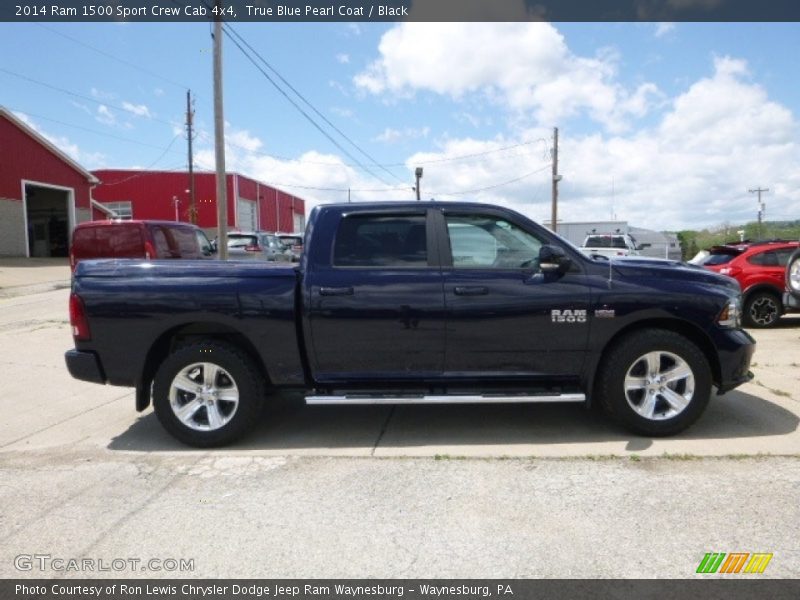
top-left (596, 330), bottom-right (712, 436)
top-left (152, 341), bottom-right (264, 447)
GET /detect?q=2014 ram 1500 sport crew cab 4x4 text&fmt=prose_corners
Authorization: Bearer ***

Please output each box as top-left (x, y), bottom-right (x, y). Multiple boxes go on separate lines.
top-left (66, 202), bottom-right (755, 447)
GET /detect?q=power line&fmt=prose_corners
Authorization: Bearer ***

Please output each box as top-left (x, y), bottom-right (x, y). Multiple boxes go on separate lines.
top-left (194, 128), bottom-right (546, 169)
top-left (220, 26), bottom-right (394, 187)
top-left (223, 24), bottom-right (405, 184)
top-left (99, 137), bottom-right (184, 186)
top-left (211, 163), bottom-right (551, 196)
top-left (433, 164), bottom-right (552, 197)
top-left (5, 106), bottom-right (187, 153)
top-left (0, 68), bottom-right (176, 127)
top-left (35, 24), bottom-right (188, 90)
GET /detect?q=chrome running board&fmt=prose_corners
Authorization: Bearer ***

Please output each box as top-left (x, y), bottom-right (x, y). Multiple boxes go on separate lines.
top-left (305, 393), bottom-right (586, 405)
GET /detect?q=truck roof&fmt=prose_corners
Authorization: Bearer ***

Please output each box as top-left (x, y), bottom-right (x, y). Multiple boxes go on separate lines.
top-left (317, 201), bottom-right (507, 211)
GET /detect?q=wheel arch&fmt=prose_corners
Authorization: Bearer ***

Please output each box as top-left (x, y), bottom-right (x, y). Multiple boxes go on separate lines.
top-left (742, 283), bottom-right (783, 305)
top-left (587, 318), bottom-right (721, 405)
top-left (136, 321), bottom-right (271, 412)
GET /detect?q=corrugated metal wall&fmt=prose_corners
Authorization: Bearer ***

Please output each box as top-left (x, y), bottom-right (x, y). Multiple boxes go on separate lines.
top-left (91, 170), bottom-right (305, 232)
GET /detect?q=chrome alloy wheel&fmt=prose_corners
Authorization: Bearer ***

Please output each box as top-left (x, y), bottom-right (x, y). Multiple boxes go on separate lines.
top-left (169, 362), bottom-right (239, 431)
top-left (623, 351), bottom-right (695, 421)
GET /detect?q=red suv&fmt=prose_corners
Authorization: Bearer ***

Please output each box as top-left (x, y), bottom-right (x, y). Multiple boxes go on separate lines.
top-left (702, 240), bottom-right (800, 328)
top-left (70, 220), bottom-right (214, 271)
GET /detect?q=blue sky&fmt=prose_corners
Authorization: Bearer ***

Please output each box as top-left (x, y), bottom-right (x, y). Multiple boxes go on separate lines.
top-left (1, 21), bottom-right (799, 229)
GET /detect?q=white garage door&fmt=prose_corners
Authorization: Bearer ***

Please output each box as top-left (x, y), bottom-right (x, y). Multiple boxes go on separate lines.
top-left (237, 198), bottom-right (257, 231)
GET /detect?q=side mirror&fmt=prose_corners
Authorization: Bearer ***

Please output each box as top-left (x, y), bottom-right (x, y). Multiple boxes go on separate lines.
top-left (539, 245), bottom-right (572, 274)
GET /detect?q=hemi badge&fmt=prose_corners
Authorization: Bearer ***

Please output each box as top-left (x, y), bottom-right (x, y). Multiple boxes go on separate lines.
top-left (595, 309), bottom-right (615, 318)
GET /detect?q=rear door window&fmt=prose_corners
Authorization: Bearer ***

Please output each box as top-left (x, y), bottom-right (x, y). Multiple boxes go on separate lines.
top-left (333, 214), bottom-right (428, 267)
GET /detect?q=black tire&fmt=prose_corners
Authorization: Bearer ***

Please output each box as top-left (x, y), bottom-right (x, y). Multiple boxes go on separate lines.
top-left (152, 340), bottom-right (265, 447)
top-left (596, 329), bottom-right (712, 437)
top-left (743, 291), bottom-right (782, 328)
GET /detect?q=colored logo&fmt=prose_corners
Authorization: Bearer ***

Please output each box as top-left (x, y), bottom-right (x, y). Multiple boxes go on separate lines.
top-left (696, 552), bottom-right (773, 574)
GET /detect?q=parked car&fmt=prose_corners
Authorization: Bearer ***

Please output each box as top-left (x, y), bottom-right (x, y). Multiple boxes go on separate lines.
top-left (580, 233), bottom-right (643, 258)
top-left (701, 240), bottom-right (800, 328)
top-left (227, 232), bottom-right (294, 262)
top-left (784, 248), bottom-right (800, 314)
top-left (66, 201), bottom-right (754, 447)
top-left (277, 233), bottom-right (304, 262)
top-left (69, 220), bottom-right (213, 271)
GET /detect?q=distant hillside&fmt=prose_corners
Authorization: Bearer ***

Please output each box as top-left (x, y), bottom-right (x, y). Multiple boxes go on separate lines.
top-left (676, 220), bottom-right (800, 260)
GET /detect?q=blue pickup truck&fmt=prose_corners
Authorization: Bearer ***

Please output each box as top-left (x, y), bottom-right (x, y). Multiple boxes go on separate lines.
top-left (66, 202), bottom-right (755, 446)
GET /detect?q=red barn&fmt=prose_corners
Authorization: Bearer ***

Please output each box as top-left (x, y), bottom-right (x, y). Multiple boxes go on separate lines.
top-left (0, 107), bottom-right (98, 257)
top-left (91, 169), bottom-right (306, 235)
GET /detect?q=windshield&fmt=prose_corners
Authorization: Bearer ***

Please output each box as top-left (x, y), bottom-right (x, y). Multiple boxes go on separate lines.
top-left (584, 235), bottom-right (627, 248)
top-left (228, 234), bottom-right (257, 248)
top-left (279, 235), bottom-right (303, 246)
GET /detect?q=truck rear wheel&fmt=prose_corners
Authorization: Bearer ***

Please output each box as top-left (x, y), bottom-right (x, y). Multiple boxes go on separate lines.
top-left (152, 341), bottom-right (264, 447)
top-left (596, 330), bottom-right (712, 436)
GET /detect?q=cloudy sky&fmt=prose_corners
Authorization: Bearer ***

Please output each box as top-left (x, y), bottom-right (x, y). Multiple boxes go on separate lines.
top-left (1, 21), bottom-right (799, 230)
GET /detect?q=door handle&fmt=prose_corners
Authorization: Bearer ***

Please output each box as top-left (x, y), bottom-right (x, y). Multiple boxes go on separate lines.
top-left (454, 286), bottom-right (489, 296)
top-left (319, 286), bottom-right (354, 296)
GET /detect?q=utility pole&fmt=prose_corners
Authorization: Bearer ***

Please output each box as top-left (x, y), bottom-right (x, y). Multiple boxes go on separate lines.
top-left (415, 167), bottom-right (423, 201)
top-left (186, 90), bottom-right (196, 224)
top-left (213, 7), bottom-right (228, 259)
top-left (550, 127), bottom-right (560, 232)
top-left (748, 186), bottom-right (768, 241)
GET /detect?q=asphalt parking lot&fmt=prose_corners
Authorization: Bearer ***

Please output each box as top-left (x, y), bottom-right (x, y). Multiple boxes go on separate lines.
top-left (1, 262), bottom-right (798, 578)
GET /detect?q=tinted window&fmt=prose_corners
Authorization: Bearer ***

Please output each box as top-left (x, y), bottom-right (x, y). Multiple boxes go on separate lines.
top-left (195, 230), bottom-right (213, 255)
top-left (747, 251), bottom-right (779, 267)
top-left (228, 234), bottom-right (258, 248)
top-left (334, 215), bottom-right (427, 267)
top-left (170, 228), bottom-right (200, 257)
top-left (446, 214), bottom-right (542, 269)
top-left (279, 235), bottom-right (303, 247)
top-left (263, 235), bottom-right (282, 249)
top-left (775, 248), bottom-right (796, 267)
top-left (705, 253), bottom-right (737, 266)
top-left (584, 235), bottom-right (627, 248)
top-left (151, 228), bottom-right (172, 257)
top-left (92, 226), bottom-right (143, 258)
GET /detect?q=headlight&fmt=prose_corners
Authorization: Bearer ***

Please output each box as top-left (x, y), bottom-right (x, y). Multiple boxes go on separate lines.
top-left (717, 296), bottom-right (741, 329)
top-left (789, 255), bottom-right (800, 292)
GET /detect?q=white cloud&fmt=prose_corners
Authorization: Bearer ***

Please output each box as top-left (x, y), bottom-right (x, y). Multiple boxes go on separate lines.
top-left (374, 126), bottom-right (431, 143)
top-left (95, 105), bottom-right (116, 126)
top-left (330, 106), bottom-right (354, 119)
top-left (655, 22), bottom-right (676, 38)
top-left (354, 23), bottom-right (662, 133)
top-left (193, 124), bottom-right (414, 214)
top-left (90, 87), bottom-right (116, 101)
top-left (335, 53), bottom-right (350, 64)
top-left (121, 101), bottom-right (152, 118)
top-left (194, 54), bottom-right (799, 231)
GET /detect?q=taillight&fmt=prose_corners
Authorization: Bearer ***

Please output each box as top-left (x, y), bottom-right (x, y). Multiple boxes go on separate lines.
top-left (144, 240), bottom-right (156, 260)
top-left (69, 293), bottom-right (91, 341)
top-left (245, 244), bottom-right (261, 252)
top-left (720, 266), bottom-right (742, 277)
